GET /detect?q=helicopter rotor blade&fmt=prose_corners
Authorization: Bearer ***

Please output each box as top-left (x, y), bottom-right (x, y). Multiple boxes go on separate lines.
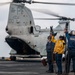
top-left (32, 9), bottom-right (75, 21)
top-left (0, 2), bottom-right (12, 6)
top-left (61, 17), bottom-right (75, 21)
top-left (31, 9), bottom-right (63, 18)
top-left (32, 1), bottom-right (75, 6)
top-left (12, 0), bottom-right (75, 6)
top-left (34, 18), bottom-right (60, 20)
top-left (0, 0), bottom-right (75, 21)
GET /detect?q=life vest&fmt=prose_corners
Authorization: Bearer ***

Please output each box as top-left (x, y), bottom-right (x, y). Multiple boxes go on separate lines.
top-left (54, 40), bottom-right (65, 54)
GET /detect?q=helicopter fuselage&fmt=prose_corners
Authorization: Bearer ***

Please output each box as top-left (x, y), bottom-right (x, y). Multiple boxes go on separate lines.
top-left (5, 2), bottom-right (70, 58)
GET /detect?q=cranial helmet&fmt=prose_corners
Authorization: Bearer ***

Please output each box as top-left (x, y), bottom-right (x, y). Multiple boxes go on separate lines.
top-left (69, 30), bottom-right (75, 35)
top-left (59, 36), bottom-right (64, 39)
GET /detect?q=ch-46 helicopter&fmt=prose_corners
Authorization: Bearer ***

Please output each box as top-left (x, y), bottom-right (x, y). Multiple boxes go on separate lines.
top-left (1, 0), bottom-right (75, 60)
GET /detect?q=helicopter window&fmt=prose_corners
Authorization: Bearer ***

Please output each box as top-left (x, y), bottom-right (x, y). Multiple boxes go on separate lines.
top-left (30, 21), bottom-right (32, 25)
top-left (30, 26), bottom-right (33, 34)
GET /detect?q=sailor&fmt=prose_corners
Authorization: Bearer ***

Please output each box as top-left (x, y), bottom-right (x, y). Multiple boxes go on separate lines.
top-left (53, 35), bottom-right (65, 75)
top-left (46, 35), bottom-right (55, 73)
top-left (64, 29), bottom-right (75, 73)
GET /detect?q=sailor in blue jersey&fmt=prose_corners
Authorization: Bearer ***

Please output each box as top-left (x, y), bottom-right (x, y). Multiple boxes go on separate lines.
top-left (64, 29), bottom-right (75, 73)
top-left (46, 36), bottom-right (55, 73)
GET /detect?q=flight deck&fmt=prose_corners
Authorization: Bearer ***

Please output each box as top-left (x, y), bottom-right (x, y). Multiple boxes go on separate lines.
top-left (0, 58), bottom-right (74, 75)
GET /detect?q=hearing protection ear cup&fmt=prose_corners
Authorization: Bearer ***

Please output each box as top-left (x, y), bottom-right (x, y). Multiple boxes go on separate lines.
top-left (53, 33), bottom-right (57, 36)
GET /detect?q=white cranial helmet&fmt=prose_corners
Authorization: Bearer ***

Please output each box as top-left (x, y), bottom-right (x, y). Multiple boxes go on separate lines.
top-left (70, 30), bottom-right (75, 35)
top-left (72, 31), bottom-right (75, 35)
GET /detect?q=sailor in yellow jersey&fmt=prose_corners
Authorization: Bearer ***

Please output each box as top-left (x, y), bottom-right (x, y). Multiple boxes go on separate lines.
top-left (52, 35), bottom-right (65, 75)
top-left (54, 36), bottom-right (65, 54)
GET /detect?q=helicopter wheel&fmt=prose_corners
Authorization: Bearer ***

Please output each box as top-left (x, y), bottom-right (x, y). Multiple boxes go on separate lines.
top-left (10, 56), bottom-right (16, 61)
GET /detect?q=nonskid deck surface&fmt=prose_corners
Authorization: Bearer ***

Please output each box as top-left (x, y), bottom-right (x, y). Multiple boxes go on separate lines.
top-left (0, 60), bottom-right (74, 75)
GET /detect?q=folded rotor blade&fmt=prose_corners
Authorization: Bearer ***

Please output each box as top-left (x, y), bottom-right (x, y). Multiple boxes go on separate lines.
top-left (32, 1), bottom-right (75, 6)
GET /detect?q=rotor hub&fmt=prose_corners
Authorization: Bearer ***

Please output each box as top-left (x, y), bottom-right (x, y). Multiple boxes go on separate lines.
top-left (13, 0), bottom-right (26, 3)
top-left (13, 0), bottom-right (32, 4)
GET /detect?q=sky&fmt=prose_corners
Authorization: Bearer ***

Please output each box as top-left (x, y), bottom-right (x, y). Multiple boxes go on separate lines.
top-left (0, 0), bottom-right (75, 57)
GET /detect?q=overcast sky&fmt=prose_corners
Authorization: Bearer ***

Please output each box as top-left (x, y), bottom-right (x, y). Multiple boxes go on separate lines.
top-left (0, 0), bottom-right (75, 57)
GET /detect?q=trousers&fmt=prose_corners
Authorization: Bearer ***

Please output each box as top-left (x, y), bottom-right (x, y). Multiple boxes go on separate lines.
top-left (55, 53), bottom-right (62, 73)
top-left (47, 52), bottom-right (54, 71)
top-left (65, 50), bottom-right (75, 73)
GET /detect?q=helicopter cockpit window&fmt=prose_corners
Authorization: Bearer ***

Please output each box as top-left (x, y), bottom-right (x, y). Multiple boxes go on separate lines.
top-left (30, 26), bottom-right (33, 34)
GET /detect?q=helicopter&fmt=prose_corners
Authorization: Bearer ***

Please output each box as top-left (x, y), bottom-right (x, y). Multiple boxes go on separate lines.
top-left (1, 0), bottom-right (75, 60)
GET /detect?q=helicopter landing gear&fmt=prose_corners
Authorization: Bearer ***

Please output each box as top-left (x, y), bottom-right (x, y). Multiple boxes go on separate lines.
top-left (10, 56), bottom-right (16, 61)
